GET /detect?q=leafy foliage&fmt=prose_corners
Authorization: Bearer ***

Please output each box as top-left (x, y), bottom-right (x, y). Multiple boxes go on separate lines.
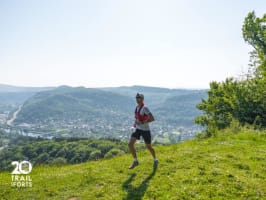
top-left (0, 137), bottom-right (144, 171)
top-left (242, 11), bottom-right (266, 66)
top-left (195, 11), bottom-right (266, 135)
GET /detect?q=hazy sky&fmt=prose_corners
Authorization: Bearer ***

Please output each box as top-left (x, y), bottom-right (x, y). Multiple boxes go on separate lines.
top-left (0, 0), bottom-right (265, 89)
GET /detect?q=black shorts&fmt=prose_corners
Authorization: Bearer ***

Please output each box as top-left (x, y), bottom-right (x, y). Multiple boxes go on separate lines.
top-left (131, 129), bottom-right (151, 144)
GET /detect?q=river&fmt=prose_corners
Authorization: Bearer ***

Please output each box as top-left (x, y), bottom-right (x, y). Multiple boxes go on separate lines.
top-left (6, 105), bottom-right (22, 126)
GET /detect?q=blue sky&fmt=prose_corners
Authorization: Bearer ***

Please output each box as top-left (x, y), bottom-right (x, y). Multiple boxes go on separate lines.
top-left (0, 0), bottom-right (265, 88)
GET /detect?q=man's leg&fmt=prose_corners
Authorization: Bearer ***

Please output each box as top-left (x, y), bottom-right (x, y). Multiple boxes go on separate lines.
top-left (128, 137), bottom-right (137, 159)
top-left (146, 144), bottom-right (156, 159)
top-left (128, 137), bottom-right (139, 169)
top-left (146, 143), bottom-right (158, 169)
top-left (143, 130), bottom-right (157, 160)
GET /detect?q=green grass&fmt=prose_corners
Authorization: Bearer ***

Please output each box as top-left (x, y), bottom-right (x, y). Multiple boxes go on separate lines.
top-left (0, 131), bottom-right (265, 200)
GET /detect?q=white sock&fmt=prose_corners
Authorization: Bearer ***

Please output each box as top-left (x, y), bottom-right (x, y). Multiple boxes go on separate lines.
top-left (134, 157), bottom-right (138, 162)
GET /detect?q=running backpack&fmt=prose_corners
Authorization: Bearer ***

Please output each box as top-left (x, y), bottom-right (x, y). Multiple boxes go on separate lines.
top-left (135, 104), bottom-right (149, 122)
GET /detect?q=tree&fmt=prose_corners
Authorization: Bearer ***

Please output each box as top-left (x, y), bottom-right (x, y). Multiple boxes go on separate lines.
top-left (195, 11), bottom-right (266, 135)
top-left (242, 11), bottom-right (266, 127)
top-left (195, 79), bottom-right (236, 134)
top-left (242, 11), bottom-right (266, 75)
top-left (90, 150), bottom-right (102, 160)
top-left (50, 157), bottom-right (67, 165)
top-left (35, 152), bottom-right (50, 164)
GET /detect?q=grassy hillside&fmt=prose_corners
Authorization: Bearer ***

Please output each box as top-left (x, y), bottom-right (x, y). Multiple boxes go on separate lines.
top-left (0, 131), bottom-right (265, 199)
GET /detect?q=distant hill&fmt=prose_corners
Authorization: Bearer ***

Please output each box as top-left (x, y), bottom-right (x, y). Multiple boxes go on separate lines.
top-left (14, 86), bottom-right (207, 127)
top-left (15, 86), bottom-right (134, 124)
top-left (101, 85), bottom-right (207, 107)
top-left (0, 92), bottom-right (36, 106)
top-left (154, 91), bottom-right (208, 126)
top-left (0, 84), bottom-right (54, 107)
top-left (102, 86), bottom-right (207, 126)
top-left (0, 84), bottom-right (53, 93)
top-left (1, 85), bottom-right (208, 140)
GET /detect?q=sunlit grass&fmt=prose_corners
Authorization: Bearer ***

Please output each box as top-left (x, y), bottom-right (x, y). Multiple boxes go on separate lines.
top-left (0, 131), bottom-right (265, 199)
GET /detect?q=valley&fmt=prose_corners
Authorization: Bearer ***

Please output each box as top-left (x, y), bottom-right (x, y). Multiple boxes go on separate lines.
top-left (0, 85), bottom-right (206, 144)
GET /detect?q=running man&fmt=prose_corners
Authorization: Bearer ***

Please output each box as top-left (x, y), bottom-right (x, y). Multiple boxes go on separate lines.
top-left (128, 93), bottom-right (158, 169)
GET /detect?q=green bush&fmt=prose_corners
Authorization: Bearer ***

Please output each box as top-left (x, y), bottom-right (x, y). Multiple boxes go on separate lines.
top-left (104, 148), bottom-right (125, 159)
top-left (0, 138), bottom-right (130, 170)
top-left (90, 150), bottom-right (102, 160)
top-left (50, 157), bottom-right (67, 165)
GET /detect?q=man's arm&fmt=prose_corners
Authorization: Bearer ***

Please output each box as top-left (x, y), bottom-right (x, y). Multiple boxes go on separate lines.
top-left (145, 107), bottom-right (154, 123)
top-left (147, 113), bottom-right (155, 123)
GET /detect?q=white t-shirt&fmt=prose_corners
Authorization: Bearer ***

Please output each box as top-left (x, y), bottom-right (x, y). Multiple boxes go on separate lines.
top-left (135, 105), bottom-right (151, 131)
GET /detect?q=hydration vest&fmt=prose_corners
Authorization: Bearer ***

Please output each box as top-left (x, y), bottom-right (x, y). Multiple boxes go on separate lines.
top-left (135, 104), bottom-right (150, 122)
